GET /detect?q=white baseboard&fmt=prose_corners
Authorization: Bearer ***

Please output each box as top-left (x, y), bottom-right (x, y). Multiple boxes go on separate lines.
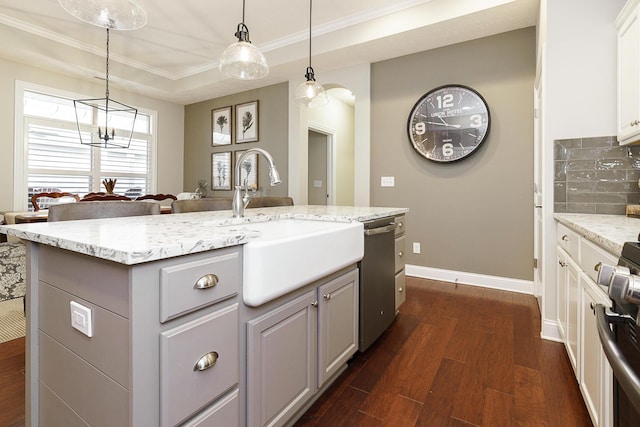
top-left (541, 319), bottom-right (563, 342)
top-left (405, 264), bottom-right (534, 295)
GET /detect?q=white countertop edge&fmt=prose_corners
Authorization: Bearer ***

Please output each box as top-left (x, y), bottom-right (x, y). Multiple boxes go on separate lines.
top-left (554, 213), bottom-right (640, 255)
top-left (0, 205), bottom-right (409, 265)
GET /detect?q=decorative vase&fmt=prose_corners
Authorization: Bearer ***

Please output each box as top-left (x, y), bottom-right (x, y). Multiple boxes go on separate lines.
top-left (102, 178), bottom-right (117, 194)
top-left (194, 180), bottom-right (208, 198)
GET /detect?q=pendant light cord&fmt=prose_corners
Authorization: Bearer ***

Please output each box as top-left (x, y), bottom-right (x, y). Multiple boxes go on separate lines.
top-left (105, 28), bottom-right (110, 101)
top-left (308, 0), bottom-right (312, 69)
top-left (242, 0), bottom-right (246, 24)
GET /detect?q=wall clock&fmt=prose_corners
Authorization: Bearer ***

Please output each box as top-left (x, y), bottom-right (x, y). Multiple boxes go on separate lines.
top-left (407, 84), bottom-right (490, 162)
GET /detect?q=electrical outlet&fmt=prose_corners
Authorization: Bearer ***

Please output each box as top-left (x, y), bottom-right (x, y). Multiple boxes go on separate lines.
top-left (381, 176), bottom-right (395, 187)
top-left (70, 301), bottom-right (93, 337)
top-left (413, 242), bottom-right (421, 254)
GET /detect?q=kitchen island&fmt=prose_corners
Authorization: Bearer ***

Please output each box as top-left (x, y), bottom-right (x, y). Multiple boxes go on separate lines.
top-left (0, 205), bottom-right (408, 427)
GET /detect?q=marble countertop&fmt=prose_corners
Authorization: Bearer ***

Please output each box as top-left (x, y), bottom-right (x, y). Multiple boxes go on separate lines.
top-left (0, 205), bottom-right (408, 265)
top-left (554, 213), bottom-right (640, 255)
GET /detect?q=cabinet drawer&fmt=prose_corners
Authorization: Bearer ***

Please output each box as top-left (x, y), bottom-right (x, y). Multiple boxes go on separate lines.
top-left (581, 238), bottom-right (618, 284)
top-left (159, 249), bottom-right (240, 322)
top-left (160, 304), bottom-right (239, 427)
top-left (395, 235), bottom-right (406, 274)
top-left (182, 389), bottom-right (239, 427)
top-left (394, 215), bottom-right (406, 237)
top-left (557, 223), bottom-right (579, 260)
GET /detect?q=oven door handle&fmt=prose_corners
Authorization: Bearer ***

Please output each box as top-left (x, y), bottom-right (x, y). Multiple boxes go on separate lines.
top-left (596, 304), bottom-right (640, 415)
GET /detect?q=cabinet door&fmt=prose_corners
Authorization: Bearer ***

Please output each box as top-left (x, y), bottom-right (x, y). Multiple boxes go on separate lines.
top-left (557, 248), bottom-right (568, 341)
top-left (581, 277), bottom-right (603, 427)
top-left (317, 269), bottom-right (359, 387)
top-left (395, 270), bottom-right (406, 311)
top-left (247, 290), bottom-right (317, 427)
top-left (618, 4), bottom-right (640, 144)
top-left (566, 257), bottom-right (580, 375)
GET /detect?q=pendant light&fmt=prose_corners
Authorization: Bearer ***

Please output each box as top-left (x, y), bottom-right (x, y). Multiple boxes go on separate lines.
top-left (58, 0), bottom-right (145, 148)
top-left (58, 0), bottom-right (147, 30)
top-left (73, 28), bottom-right (138, 148)
top-left (293, 0), bottom-right (328, 108)
top-left (219, 0), bottom-right (269, 80)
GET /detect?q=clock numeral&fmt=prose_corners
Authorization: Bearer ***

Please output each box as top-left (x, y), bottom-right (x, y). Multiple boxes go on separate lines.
top-left (442, 143), bottom-right (454, 157)
top-left (414, 122), bottom-right (426, 135)
top-left (470, 114), bottom-right (482, 128)
top-left (436, 94), bottom-right (454, 109)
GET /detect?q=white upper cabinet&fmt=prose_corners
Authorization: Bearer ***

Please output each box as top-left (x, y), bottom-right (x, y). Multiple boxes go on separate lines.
top-left (617, 0), bottom-right (640, 144)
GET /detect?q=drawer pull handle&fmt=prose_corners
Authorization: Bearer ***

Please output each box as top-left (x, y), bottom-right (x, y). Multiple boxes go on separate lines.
top-left (311, 301), bottom-right (318, 307)
top-left (398, 222), bottom-right (404, 228)
top-left (398, 287), bottom-right (404, 293)
top-left (398, 251), bottom-right (404, 257)
top-left (323, 293), bottom-right (332, 300)
top-left (594, 262), bottom-right (602, 272)
top-left (559, 260), bottom-right (567, 267)
top-left (561, 235), bottom-right (569, 241)
top-left (194, 351), bottom-right (219, 372)
top-left (194, 274), bottom-right (219, 290)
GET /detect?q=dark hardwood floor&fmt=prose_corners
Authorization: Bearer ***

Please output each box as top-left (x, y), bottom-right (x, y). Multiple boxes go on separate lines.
top-left (0, 336), bottom-right (25, 427)
top-left (0, 277), bottom-right (591, 427)
top-left (294, 277), bottom-right (593, 427)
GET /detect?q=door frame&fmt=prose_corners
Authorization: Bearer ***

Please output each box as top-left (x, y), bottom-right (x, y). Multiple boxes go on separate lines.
top-left (308, 122), bottom-right (336, 206)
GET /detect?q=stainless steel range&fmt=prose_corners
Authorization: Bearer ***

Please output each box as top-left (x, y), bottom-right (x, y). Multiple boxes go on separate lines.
top-left (596, 242), bottom-right (640, 426)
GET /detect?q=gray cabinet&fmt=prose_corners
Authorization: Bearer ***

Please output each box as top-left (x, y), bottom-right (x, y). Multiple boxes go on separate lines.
top-left (317, 269), bottom-right (359, 386)
top-left (394, 214), bottom-right (406, 310)
top-left (246, 268), bottom-right (359, 427)
top-left (28, 243), bottom-right (242, 427)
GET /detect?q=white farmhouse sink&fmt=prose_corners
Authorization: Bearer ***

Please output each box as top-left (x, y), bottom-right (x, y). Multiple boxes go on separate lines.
top-left (240, 219), bottom-right (364, 306)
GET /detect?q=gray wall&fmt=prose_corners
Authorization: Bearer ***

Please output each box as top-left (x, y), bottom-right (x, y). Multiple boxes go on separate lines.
top-left (370, 28), bottom-right (536, 281)
top-left (554, 136), bottom-right (640, 214)
top-left (184, 83), bottom-right (289, 197)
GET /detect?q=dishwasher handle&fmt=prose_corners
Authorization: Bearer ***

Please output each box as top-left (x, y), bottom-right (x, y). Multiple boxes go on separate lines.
top-left (364, 223), bottom-right (397, 236)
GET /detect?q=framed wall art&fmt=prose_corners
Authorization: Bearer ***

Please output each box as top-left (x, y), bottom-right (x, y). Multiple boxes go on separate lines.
top-left (235, 150), bottom-right (258, 190)
top-left (211, 151), bottom-right (232, 190)
top-left (211, 106), bottom-right (232, 146)
top-left (235, 101), bottom-right (258, 143)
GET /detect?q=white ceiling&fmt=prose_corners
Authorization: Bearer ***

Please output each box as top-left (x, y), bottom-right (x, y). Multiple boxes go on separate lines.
top-left (0, 0), bottom-right (539, 105)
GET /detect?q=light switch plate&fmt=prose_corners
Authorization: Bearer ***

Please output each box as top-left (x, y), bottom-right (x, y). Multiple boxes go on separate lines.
top-left (381, 176), bottom-right (395, 187)
top-left (70, 301), bottom-right (93, 337)
top-left (413, 242), bottom-right (421, 254)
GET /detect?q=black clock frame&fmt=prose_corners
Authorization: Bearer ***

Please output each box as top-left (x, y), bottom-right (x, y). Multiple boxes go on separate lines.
top-left (407, 84), bottom-right (491, 163)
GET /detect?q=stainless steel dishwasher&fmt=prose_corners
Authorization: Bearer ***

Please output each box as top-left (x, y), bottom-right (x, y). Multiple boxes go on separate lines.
top-left (359, 217), bottom-right (397, 351)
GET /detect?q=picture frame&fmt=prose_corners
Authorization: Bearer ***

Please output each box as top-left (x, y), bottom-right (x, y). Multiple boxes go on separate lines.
top-left (235, 100), bottom-right (258, 143)
top-left (211, 106), bottom-right (232, 146)
top-left (235, 150), bottom-right (258, 190)
top-left (211, 151), bottom-right (232, 190)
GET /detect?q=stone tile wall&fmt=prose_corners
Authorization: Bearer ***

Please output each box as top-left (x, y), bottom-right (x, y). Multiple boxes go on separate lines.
top-left (554, 136), bottom-right (640, 214)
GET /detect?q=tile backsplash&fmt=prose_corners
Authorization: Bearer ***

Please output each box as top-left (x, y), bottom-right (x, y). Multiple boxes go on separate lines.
top-left (554, 136), bottom-right (640, 215)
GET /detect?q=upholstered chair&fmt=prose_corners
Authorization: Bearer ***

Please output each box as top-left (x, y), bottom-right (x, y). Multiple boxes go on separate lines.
top-left (171, 198), bottom-right (233, 213)
top-left (246, 197), bottom-right (294, 208)
top-left (48, 200), bottom-right (161, 221)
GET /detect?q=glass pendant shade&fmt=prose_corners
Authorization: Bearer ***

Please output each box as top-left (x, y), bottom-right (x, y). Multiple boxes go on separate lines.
top-left (73, 97), bottom-right (137, 149)
top-left (219, 37), bottom-right (269, 80)
top-left (293, 68), bottom-right (329, 108)
top-left (58, 0), bottom-right (147, 30)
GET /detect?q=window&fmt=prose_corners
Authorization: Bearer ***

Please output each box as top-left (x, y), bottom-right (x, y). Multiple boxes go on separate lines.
top-left (15, 84), bottom-right (156, 210)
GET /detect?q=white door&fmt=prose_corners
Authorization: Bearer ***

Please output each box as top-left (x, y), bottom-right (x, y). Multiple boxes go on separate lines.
top-left (533, 63), bottom-right (544, 310)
